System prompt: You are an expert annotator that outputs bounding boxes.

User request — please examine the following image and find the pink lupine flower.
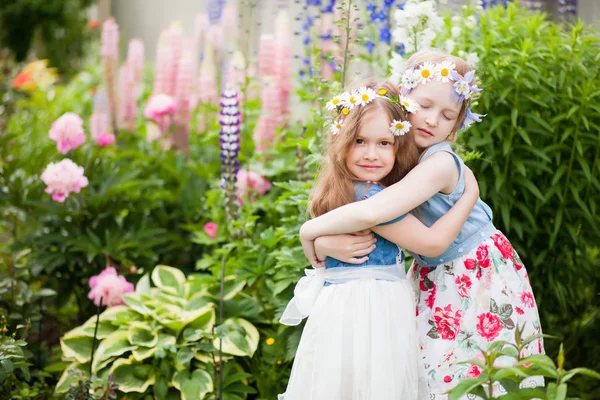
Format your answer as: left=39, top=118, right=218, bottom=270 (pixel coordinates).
left=197, top=42, right=218, bottom=106
left=144, top=94, right=176, bottom=122
left=118, top=64, right=136, bottom=130
left=101, top=18, right=119, bottom=60
left=207, top=24, right=224, bottom=50
left=153, top=25, right=183, bottom=97
left=88, top=266, right=134, bottom=307
left=48, top=112, right=86, bottom=154
left=236, top=169, right=272, bottom=203
left=274, top=11, right=292, bottom=116
left=226, top=51, right=246, bottom=89
left=96, top=132, right=115, bottom=147
left=40, top=159, right=89, bottom=203
left=174, top=39, right=194, bottom=127
left=90, top=111, right=109, bottom=140
left=194, top=13, right=210, bottom=43
left=126, top=39, right=145, bottom=85
left=258, top=34, right=276, bottom=77
left=204, top=222, right=218, bottom=238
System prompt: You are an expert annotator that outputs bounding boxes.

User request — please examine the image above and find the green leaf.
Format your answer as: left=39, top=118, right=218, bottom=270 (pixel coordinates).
left=151, top=265, right=186, bottom=296
left=110, top=357, right=155, bottom=393
left=128, top=322, right=158, bottom=347
left=213, top=318, right=260, bottom=357
left=92, top=330, right=137, bottom=373
left=172, top=369, right=213, bottom=400
left=60, top=327, right=94, bottom=363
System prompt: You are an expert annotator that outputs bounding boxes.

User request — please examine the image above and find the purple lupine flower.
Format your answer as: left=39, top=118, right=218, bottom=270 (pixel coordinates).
left=219, top=87, right=241, bottom=217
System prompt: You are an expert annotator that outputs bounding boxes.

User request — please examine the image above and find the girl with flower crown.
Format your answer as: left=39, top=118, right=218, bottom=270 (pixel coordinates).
left=279, top=79, right=481, bottom=400
left=298, top=50, right=545, bottom=399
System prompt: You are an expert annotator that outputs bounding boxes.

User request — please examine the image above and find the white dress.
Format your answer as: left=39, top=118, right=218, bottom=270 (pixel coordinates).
left=278, top=263, right=423, bottom=400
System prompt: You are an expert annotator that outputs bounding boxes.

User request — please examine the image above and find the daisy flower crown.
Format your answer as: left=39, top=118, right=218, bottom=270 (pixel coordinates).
left=326, top=86, right=416, bottom=137
left=400, top=60, right=486, bottom=129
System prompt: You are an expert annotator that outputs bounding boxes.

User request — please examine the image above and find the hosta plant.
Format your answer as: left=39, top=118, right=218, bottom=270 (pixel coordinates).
left=56, top=265, right=259, bottom=399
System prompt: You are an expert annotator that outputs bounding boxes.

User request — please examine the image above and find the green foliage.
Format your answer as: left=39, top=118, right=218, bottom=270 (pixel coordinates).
left=0, top=0, right=95, bottom=74
left=456, top=3, right=600, bottom=377
left=447, top=325, right=600, bottom=400
left=57, top=265, right=258, bottom=399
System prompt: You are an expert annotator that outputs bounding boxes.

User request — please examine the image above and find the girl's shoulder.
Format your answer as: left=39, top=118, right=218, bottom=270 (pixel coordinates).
left=419, top=141, right=457, bottom=163
left=353, top=182, right=385, bottom=201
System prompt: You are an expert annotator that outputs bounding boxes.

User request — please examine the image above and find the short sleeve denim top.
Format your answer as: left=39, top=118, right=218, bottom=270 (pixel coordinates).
left=409, top=141, right=497, bottom=267
left=325, top=183, right=407, bottom=269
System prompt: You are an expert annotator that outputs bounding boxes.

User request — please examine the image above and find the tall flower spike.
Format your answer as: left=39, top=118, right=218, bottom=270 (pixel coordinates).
left=101, top=18, right=120, bottom=134
left=219, top=87, right=242, bottom=223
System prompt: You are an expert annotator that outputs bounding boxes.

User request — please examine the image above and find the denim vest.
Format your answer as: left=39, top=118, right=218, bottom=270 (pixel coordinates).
left=409, top=141, right=496, bottom=267
left=325, top=183, right=406, bottom=269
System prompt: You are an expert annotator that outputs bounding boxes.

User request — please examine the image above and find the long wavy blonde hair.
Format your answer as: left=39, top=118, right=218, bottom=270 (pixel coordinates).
left=309, top=79, right=420, bottom=217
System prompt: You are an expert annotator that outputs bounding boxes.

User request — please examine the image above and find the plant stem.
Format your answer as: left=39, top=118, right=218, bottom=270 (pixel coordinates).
left=218, top=256, right=225, bottom=400
left=340, top=0, right=353, bottom=90
left=89, top=296, right=103, bottom=376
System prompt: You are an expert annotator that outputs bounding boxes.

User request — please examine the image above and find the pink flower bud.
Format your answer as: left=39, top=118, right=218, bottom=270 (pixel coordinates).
left=236, top=169, right=272, bottom=203
left=96, top=132, right=115, bottom=147
left=204, top=222, right=218, bottom=238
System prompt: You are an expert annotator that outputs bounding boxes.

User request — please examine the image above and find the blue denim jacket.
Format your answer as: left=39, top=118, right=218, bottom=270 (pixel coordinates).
left=325, top=183, right=406, bottom=269
left=408, top=141, right=497, bottom=267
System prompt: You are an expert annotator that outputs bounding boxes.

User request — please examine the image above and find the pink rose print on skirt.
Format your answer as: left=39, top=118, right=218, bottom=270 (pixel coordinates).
left=432, top=304, right=463, bottom=340
left=491, top=233, right=514, bottom=262
left=476, top=312, right=503, bottom=341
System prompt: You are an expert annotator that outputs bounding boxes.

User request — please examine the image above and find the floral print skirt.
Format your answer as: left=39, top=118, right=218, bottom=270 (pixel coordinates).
left=408, top=231, right=545, bottom=399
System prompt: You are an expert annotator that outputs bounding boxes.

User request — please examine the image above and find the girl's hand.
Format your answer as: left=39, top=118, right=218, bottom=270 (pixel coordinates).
left=463, top=167, right=480, bottom=202
left=300, top=235, right=325, bottom=269
left=314, top=231, right=376, bottom=264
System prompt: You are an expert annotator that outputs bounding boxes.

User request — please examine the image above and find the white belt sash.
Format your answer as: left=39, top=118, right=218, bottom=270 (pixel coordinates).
left=279, top=265, right=406, bottom=326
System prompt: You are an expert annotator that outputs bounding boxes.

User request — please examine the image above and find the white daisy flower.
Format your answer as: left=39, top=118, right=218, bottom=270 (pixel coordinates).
left=399, top=96, right=418, bottom=113
left=356, top=86, right=378, bottom=106
left=436, top=61, right=456, bottom=83
left=341, top=90, right=360, bottom=110
left=417, top=62, right=435, bottom=84
left=330, top=119, right=343, bottom=135
left=390, top=119, right=411, bottom=136
left=326, top=93, right=344, bottom=111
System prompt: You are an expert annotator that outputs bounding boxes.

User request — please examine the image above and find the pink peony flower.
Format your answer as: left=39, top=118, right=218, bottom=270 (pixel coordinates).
left=236, top=169, right=272, bottom=203
left=40, top=159, right=89, bottom=203
left=204, top=222, right=218, bottom=238
left=48, top=113, right=86, bottom=154
left=88, top=266, right=134, bottom=307
left=96, top=132, right=115, bottom=147
left=144, top=94, right=176, bottom=122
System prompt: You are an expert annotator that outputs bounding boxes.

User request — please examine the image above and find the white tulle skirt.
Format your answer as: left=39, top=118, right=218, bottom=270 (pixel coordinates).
left=279, top=266, right=422, bottom=400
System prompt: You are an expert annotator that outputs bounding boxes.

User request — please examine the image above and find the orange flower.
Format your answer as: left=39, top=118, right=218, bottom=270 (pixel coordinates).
left=12, top=70, right=36, bottom=90
left=88, top=20, right=99, bottom=29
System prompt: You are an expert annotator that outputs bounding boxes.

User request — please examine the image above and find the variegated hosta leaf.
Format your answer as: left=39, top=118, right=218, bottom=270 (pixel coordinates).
left=54, top=362, right=88, bottom=394
left=60, top=327, right=94, bottom=363
left=81, top=316, right=119, bottom=339
left=92, top=330, right=137, bottom=373
left=151, top=265, right=186, bottom=296
left=109, top=356, right=155, bottom=393
left=135, top=273, right=151, bottom=295
left=127, top=322, right=158, bottom=347
left=172, top=369, right=213, bottom=400
left=132, top=346, right=158, bottom=361
left=99, top=305, right=144, bottom=325
left=122, top=292, right=153, bottom=316
left=213, top=318, right=259, bottom=357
